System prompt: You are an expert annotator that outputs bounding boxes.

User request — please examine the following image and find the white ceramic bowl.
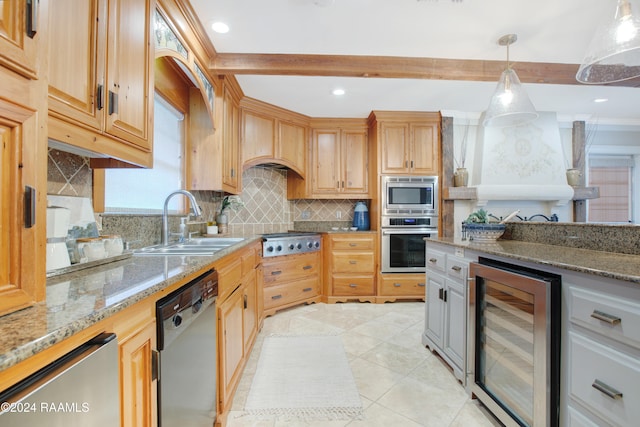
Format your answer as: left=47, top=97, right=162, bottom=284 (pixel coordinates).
left=349, top=227, right=358, bottom=231
left=463, top=223, right=506, bottom=242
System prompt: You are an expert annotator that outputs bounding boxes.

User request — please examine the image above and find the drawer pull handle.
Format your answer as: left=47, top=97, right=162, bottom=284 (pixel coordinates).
left=271, top=294, right=283, bottom=300
left=429, top=258, right=438, bottom=263
left=303, top=265, right=312, bottom=270
left=303, top=287, right=313, bottom=292
left=349, top=284, right=357, bottom=288
left=271, top=270, right=282, bottom=276
left=590, top=310, right=622, bottom=325
left=418, top=283, right=425, bottom=287
left=592, top=379, right=623, bottom=400
left=349, top=260, right=357, bottom=264
left=349, top=243, right=357, bottom=247
left=393, top=283, right=402, bottom=287
left=451, top=265, right=462, bottom=272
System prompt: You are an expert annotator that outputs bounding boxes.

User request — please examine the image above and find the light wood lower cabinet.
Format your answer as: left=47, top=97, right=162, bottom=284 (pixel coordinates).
left=324, top=233, right=376, bottom=303
left=262, top=251, right=321, bottom=316
left=377, top=273, right=426, bottom=302
left=216, top=241, right=262, bottom=424
left=119, top=320, right=157, bottom=427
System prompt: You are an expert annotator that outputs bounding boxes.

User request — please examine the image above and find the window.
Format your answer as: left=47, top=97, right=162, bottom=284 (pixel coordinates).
left=104, top=94, right=185, bottom=213
left=588, top=155, right=634, bottom=223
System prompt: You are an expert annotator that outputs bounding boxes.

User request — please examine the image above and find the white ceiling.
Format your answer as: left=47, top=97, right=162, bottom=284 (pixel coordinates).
left=188, top=0, right=640, bottom=127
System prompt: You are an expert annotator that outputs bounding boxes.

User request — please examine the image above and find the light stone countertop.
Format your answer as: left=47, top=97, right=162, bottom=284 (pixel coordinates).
left=428, top=237, right=640, bottom=284
left=0, top=237, right=261, bottom=373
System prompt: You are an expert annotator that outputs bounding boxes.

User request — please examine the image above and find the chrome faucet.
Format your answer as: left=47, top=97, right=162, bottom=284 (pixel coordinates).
left=162, top=190, right=202, bottom=245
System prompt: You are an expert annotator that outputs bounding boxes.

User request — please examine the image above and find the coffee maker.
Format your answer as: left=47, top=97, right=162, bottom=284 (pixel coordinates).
left=46, top=206, right=71, bottom=271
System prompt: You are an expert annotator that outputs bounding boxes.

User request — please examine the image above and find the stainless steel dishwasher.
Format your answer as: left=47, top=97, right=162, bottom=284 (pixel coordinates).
left=0, top=333, right=119, bottom=426
left=156, top=269, right=218, bottom=426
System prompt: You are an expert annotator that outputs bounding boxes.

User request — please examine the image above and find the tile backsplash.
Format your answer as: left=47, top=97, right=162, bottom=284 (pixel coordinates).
left=47, top=150, right=365, bottom=244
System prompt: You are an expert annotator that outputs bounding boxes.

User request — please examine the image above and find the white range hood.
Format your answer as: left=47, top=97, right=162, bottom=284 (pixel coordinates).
left=471, top=112, right=574, bottom=206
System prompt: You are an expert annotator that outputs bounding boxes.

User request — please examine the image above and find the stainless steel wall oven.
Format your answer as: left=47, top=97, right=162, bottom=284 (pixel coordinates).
left=469, top=258, right=561, bottom=427
left=381, top=175, right=438, bottom=273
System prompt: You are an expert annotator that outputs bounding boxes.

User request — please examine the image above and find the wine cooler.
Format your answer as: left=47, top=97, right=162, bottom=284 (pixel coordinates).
left=469, top=257, right=561, bottom=427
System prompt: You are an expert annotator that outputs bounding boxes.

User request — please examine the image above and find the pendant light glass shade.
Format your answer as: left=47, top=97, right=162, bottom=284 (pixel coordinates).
left=483, top=35, right=538, bottom=127
left=576, top=0, right=640, bottom=83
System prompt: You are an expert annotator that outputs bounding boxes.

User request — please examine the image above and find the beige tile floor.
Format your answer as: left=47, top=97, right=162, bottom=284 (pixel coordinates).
left=225, top=302, right=501, bottom=427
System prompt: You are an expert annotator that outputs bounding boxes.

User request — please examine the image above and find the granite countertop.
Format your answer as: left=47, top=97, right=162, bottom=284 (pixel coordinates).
left=429, top=237, right=640, bottom=284
left=0, top=237, right=260, bottom=373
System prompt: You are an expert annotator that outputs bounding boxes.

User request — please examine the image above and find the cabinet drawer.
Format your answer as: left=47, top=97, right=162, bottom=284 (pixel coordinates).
left=332, top=276, right=375, bottom=296
left=331, top=252, right=374, bottom=273
left=568, top=332, right=640, bottom=427
left=217, top=258, right=242, bottom=301
left=445, top=258, right=468, bottom=281
left=568, top=285, right=640, bottom=349
left=264, top=277, right=319, bottom=309
left=263, top=253, right=319, bottom=286
left=331, top=235, right=374, bottom=250
left=425, top=249, right=446, bottom=273
left=380, top=275, right=426, bottom=296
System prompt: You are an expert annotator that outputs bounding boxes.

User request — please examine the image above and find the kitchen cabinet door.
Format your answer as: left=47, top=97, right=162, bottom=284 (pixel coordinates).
left=311, top=129, right=341, bottom=194
left=0, top=95, right=44, bottom=317
left=47, top=0, right=105, bottom=131
left=443, top=278, right=465, bottom=369
left=425, top=273, right=445, bottom=349
left=341, top=129, right=369, bottom=194
left=104, top=0, right=153, bottom=150
left=0, top=0, right=39, bottom=79
left=222, top=84, right=240, bottom=192
left=218, top=288, right=244, bottom=413
left=380, top=123, right=410, bottom=174
left=411, top=123, right=439, bottom=174
left=242, top=268, right=258, bottom=351
left=120, top=320, right=157, bottom=427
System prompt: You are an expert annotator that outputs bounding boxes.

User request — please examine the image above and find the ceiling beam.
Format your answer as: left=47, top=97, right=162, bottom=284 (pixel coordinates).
left=210, top=53, right=586, bottom=85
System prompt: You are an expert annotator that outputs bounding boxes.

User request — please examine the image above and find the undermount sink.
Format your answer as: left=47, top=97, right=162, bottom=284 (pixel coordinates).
left=134, top=237, right=245, bottom=256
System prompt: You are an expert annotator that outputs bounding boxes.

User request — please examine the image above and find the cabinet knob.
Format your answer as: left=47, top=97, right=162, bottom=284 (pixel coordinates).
left=271, top=294, right=282, bottom=300
left=271, top=270, right=282, bottom=275
left=303, top=265, right=312, bottom=270
left=349, top=283, right=357, bottom=288
left=303, top=287, right=313, bottom=292
left=393, top=283, right=402, bottom=287
left=349, top=260, right=357, bottom=264
left=418, top=283, right=425, bottom=287
left=451, top=265, right=462, bottom=272
left=429, top=258, right=438, bottom=263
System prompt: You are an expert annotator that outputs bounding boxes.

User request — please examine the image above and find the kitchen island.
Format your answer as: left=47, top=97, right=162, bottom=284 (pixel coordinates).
left=425, top=235, right=640, bottom=427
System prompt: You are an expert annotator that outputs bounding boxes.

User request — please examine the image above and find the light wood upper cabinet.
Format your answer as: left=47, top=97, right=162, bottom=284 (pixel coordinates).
left=47, top=0, right=154, bottom=168
left=241, top=98, right=308, bottom=177
left=221, top=79, right=241, bottom=193
left=289, top=120, right=369, bottom=199
left=0, top=0, right=39, bottom=79
left=372, top=111, right=441, bottom=175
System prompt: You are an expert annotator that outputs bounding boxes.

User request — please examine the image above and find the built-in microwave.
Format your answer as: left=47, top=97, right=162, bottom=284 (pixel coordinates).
left=382, top=175, right=438, bottom=215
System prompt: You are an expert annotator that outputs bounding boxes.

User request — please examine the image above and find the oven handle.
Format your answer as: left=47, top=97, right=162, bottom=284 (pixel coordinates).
left=382, top=228, right=438, bottom=235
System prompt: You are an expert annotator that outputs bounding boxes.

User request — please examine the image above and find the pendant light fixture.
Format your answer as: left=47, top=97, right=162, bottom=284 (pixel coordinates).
left=483, top=34, right=538, bottom=127
left=576, top=0, right=640, bottom=84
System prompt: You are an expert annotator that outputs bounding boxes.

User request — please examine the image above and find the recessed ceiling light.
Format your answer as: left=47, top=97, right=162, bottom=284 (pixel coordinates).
left=211, top=22, right=229, bottom=34
left=332, top=88, right=345, bottom=96
left=593, top=98, right=608, bottom=103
